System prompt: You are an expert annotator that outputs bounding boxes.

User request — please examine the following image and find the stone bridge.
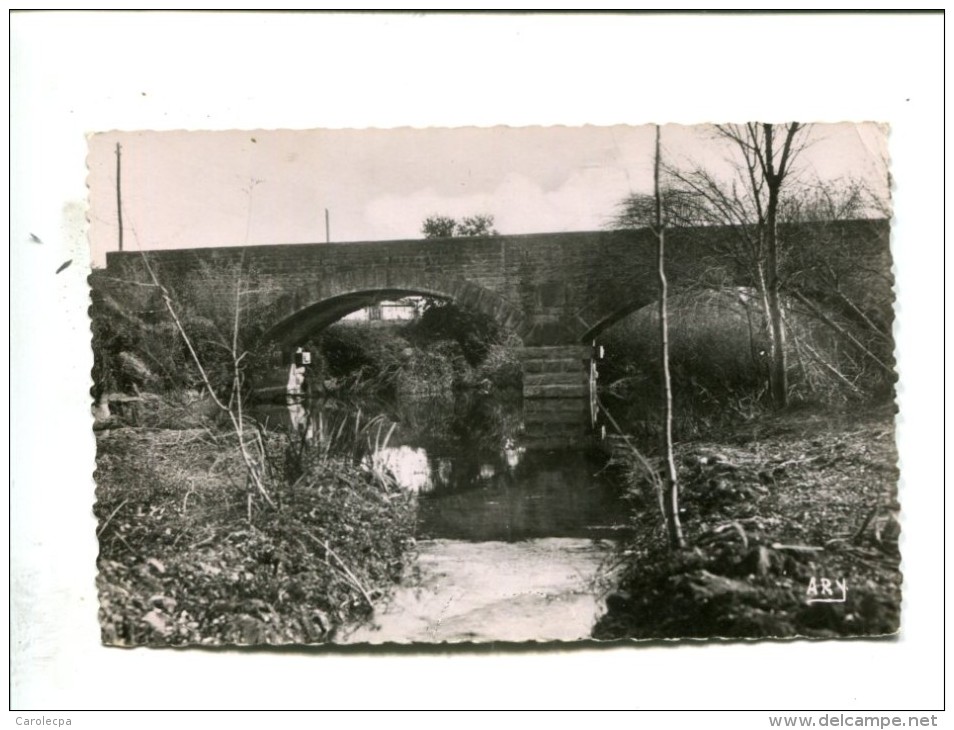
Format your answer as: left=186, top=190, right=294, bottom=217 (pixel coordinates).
left=106, top=221, right=890, bottom=402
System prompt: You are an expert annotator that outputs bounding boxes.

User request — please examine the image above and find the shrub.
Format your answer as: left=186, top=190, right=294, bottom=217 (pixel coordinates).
left=311, top=324, right=407, bottom=392
left=405, top=300, right=507, bottom=366
left=394, top=340, right=464, bottom=394
left=95, top=412, right=416, bottom=646
left=475, top=341, right=523, bottom=390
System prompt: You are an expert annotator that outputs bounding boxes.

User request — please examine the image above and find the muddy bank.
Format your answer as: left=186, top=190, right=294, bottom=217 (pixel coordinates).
left=95, top=426, right=416, bottom=646
left=594, top=406, right=901, bottom=641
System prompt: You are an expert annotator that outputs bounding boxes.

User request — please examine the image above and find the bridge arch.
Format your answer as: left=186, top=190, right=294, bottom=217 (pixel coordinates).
left=578, top=284, right=763, bottom=345
left=261, top=268, right=532, bottom=348
left=577, top=292, right=665, bottom=344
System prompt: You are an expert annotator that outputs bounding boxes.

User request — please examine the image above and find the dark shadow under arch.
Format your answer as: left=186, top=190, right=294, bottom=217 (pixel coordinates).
left=578, top=293, right=661, bottom=344
left=261, top=273, right=531, bottom=349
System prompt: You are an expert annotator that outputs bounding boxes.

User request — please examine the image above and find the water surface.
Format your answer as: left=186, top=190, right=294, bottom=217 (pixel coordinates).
left=254, top=391, right=628, bottom=643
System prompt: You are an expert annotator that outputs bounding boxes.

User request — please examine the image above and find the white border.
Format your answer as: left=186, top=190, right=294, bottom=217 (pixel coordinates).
left=8, top=11, right=945, bottom=714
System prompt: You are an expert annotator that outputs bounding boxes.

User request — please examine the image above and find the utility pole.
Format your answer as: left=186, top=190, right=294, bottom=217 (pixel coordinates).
left=324, top=208, right=330, bottom=243
left=116, top=142, right=124, bottom=252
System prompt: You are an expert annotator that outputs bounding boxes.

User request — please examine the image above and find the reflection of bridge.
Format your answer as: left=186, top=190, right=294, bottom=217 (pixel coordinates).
left=106, top=222, right=890, bottom=402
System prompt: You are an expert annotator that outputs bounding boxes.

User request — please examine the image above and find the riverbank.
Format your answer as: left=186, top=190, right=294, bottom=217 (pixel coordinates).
left=95, top=424, right=416, bottom=645
left=594, top=404, right=901, bottom=640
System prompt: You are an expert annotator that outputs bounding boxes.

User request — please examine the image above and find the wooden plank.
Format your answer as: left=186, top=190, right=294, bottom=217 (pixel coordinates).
left=524, top=383, right=589, bottom=398
left=523, top=372, right=588, bottom=386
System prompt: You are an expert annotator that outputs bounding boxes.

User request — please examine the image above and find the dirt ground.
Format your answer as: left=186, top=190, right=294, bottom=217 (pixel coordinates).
left=594, top=403, right=901, bottom=641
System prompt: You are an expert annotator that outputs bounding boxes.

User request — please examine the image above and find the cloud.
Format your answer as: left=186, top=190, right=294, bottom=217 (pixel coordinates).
left=360, top=163, right=654, bottom=241
left=87, top=124, right=891, bottom=262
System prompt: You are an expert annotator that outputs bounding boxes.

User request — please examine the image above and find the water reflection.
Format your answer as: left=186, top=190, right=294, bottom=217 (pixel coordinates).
left=248, top=390, right=631, bottom=643
left=373, top=445, right=430, bottom=492
left=252, top=391, right=628, bottom=543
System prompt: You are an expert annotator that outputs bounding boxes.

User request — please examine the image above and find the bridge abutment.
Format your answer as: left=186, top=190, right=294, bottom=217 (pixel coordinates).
left=517, top=345, right=591, bottom=398
left=517, top=345, right=596, bottom=449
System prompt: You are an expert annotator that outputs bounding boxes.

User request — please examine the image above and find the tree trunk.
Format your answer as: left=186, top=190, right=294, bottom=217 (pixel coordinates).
left=764, top=199, right=789, bottom=408
left=761, top=122, right=803, bottom=409
left=655, top=126, right=685, bottom=551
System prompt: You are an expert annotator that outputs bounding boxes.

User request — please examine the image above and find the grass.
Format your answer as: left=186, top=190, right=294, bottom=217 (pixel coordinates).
left=94, top=411, right=416, bottom=646
left=598, top=288, right=895, bottom=412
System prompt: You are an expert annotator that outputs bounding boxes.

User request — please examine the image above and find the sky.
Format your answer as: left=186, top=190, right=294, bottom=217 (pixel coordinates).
left=86, top=122, right=889, bottom=267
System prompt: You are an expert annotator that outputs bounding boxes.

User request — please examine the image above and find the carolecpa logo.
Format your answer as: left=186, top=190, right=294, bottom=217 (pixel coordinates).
left=15, top=718, right=71, bottom=726
left=806, top=576, right=847, bottom=604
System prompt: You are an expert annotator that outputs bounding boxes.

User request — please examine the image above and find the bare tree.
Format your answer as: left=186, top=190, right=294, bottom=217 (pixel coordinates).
left=613, top=188, right=704, bottom=231
left=778, top=178, right=895, bottom=392
left=667, top=122, right=809, bottom=408
left=653, top=126, right=685, bottom=550
left=608, top=128, right=685, bottom=550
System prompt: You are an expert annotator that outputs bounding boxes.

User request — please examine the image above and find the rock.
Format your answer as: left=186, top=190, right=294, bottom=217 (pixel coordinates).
left=144, top=558, right=166, bottom=574
left=605, top=591, right=632, bottom=612
left=142, top=609, right=170, bottom=636
left=311, top=609, right=331, bottom=635
left=741, top=545, right=782, bottom=577
left=149, top=594, right=177, bottom=613
left=674, top=570, right=758, bottom=603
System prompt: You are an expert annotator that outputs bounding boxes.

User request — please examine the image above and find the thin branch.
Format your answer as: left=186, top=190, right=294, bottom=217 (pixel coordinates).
left=96, top=499, right=129, bottom=538
left=790, top=289, right=893, bottom=375
left=833, top=288, right=891, bottom=341
left=99, top=275, right=161, bottom=289
left=598, top=400, right=666, bottom=526
left=136, top=248, right=275, bottom=510
left=776, top=122, right=803, bottom=181
left=800, top=340, right=863, bottom=394
left=303, top=531, right=375, bottom=610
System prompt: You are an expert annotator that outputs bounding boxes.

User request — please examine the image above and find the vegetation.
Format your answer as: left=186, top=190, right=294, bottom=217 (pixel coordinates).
left=421, top=213, right=499, bottom=239
left=95, top=412, right=416, bottom=645
left=598, top=286, right=893, bottom=441
left=595, top=406, right=900, bottom=640
left=596, top=121, right=898, bottom=640
left=421, top=214, right=457, bottom=238
left=304, top=301, right=521, bottom=396
left=407, top=299, right=516, bottom=367
left=89, top=255, right=280, bottom=405
left=614, top=125, right=890, bottom=411
left=92, top=257, right=418, bottom=645
left=90, top=122, right=898, bottom=644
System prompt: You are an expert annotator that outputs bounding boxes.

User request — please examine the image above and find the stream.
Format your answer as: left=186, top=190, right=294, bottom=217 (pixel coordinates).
left=255, top=392, right=629, bottom=644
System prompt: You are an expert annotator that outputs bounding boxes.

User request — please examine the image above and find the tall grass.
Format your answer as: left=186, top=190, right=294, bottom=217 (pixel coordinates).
left=598, top=287, right=894, bottom=440
left=282, top=404, right=399, bottom=489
